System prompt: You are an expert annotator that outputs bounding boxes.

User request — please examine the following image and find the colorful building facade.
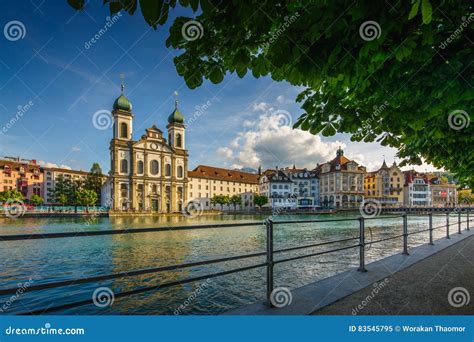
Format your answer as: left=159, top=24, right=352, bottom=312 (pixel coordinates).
left=102, top=84, right=189, bottom=213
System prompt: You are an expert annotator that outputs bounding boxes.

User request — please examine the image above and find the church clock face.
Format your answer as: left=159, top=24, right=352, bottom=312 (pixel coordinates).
left=150, top=142, right=159, bottom=150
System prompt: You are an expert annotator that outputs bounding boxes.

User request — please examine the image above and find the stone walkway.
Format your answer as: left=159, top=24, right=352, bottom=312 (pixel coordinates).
left=313, top=235, right=474, bottom=315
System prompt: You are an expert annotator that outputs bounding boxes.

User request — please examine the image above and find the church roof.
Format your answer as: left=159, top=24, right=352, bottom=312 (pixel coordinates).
left=188, top=165, right=259, bottom=184
left=113, top=83, right=132, bottom=112
left=168, top=100, right=185, bottom=124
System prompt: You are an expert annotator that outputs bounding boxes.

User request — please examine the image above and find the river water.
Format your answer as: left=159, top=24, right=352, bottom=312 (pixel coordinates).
left=0, top=212, right=467, bottom=315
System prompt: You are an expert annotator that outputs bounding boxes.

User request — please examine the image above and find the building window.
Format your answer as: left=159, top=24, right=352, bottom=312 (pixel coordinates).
left=120, top=159, right=128, bottom=173
left=150, top=160, right=159, bottom=175
left=177, top=165, right=183, bottom=178
left=137, top=160, right=144, bottom=174
left=120, top=122, right=128, bottom=138
left=176, top=133, right=182, bottom=147
left=165, top=164, right=171, bottom=176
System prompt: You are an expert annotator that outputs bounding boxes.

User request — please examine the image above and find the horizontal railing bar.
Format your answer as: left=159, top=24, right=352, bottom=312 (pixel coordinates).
left=368, top=233, right=405, bottom=245
left=274, top=244, right=360, bottom=264
left=0, top=222, right=266, bottom=241
left=406, top=228, right=431, bottom=236
left=0, top=251, right=266, bottom=296
left=274, top=236, right=359, bottom=254
left=364, top=215, right=405, bottom=220
left=21, top=262, right=268, bottom=315
left=273, top=218, right=364, bottom=225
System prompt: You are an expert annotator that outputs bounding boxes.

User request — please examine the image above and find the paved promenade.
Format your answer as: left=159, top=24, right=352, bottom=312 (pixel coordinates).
left=227, top=227, right=473, bottom=315
left=313, top=235, right=474, bottom=315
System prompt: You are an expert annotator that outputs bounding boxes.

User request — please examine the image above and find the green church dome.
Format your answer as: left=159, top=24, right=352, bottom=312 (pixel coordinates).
left=168, top=101, right=185, bottom=124
left=113, top=94, right=132, bottom=112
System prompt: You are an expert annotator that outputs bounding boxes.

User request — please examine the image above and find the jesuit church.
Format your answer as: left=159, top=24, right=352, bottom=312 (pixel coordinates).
left=101, top=83, right=188, bottom=213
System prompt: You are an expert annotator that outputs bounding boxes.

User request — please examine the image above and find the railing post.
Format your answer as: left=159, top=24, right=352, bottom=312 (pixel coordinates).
left=402, top=214, right=409, bottom=255
left=467, top=210, right=470, bottom=231
left=266, top=219, right=274, bottom=307
left=446, top=212, right=450, bottom=239
left=429, top=213, right=433, bottom=245
left=357, top=217, right=367, bottom=272
left=458, top=211, right=462, bottom=234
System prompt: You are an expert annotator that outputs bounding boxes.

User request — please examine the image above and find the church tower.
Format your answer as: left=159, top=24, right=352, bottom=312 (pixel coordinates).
left=112, top=82, right=133, bottom=141
left=110, top=81, right=134, bottom=211
left=166, top=97, right=186, bottom=150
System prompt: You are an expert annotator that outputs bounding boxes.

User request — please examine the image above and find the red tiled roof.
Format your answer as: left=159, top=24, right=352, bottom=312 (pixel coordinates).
left=187, top=165, right=259, bottom=184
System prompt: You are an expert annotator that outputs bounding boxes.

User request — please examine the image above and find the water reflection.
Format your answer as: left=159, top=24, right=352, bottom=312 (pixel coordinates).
left=0, top=213, right=466, bottom=315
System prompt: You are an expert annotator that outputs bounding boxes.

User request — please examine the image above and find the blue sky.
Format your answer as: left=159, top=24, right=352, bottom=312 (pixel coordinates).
left=0, top=1, right=437, bottom=174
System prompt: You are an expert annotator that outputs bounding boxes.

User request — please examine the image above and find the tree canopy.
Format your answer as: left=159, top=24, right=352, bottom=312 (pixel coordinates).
left=69, top=0, right=473, bottom=186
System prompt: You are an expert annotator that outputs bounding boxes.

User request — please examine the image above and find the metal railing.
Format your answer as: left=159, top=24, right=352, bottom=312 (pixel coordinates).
left=0, top=210, right=472, bottom=315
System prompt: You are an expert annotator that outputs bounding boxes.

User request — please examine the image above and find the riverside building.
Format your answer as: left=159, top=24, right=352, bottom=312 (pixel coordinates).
left=101, top=83, right=189, bottom=213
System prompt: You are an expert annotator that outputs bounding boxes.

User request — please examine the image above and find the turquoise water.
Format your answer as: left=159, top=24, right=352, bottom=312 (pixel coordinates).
left=0, top=213, right=465, bottom=315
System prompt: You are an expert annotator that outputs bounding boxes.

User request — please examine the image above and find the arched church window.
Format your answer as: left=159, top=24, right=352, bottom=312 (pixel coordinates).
left=120, top=123, right=128, bottom=138
left=176, top=133, right=182, bottom=147
left=150, top=160, right=159, bottom=175
left=120, top=159, right=128, bottom=173
left=165, top=163, right=171, bottom=177
left=137, top=160, right=144, bottom=174
left=177, top=165, right=183, bottom=178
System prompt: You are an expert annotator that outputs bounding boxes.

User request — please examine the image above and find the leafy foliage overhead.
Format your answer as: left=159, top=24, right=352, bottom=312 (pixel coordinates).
left=69, top=0, right=473, bottom=186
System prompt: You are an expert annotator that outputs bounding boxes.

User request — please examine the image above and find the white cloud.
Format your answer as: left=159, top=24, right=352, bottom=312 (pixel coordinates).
left=38, top=160, right=72, bottom=170
left=218, top=103, right=345, bottom=169
left=217, top=147, right=233, bottom=159
left=71, top=146, right=81, bottom=152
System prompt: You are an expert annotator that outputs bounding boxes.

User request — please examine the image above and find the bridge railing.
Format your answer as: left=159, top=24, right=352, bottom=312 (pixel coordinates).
left=0, top=209, right=471, bottom=315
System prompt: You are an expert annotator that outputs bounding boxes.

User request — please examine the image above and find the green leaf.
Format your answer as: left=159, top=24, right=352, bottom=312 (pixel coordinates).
left=67, top=0, right=85, bottom=10
left=408, top=0, right=420, bottom=20
left=209, top=66, right=224, bottom=83
left=421, top=0, right=432, bottom=24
